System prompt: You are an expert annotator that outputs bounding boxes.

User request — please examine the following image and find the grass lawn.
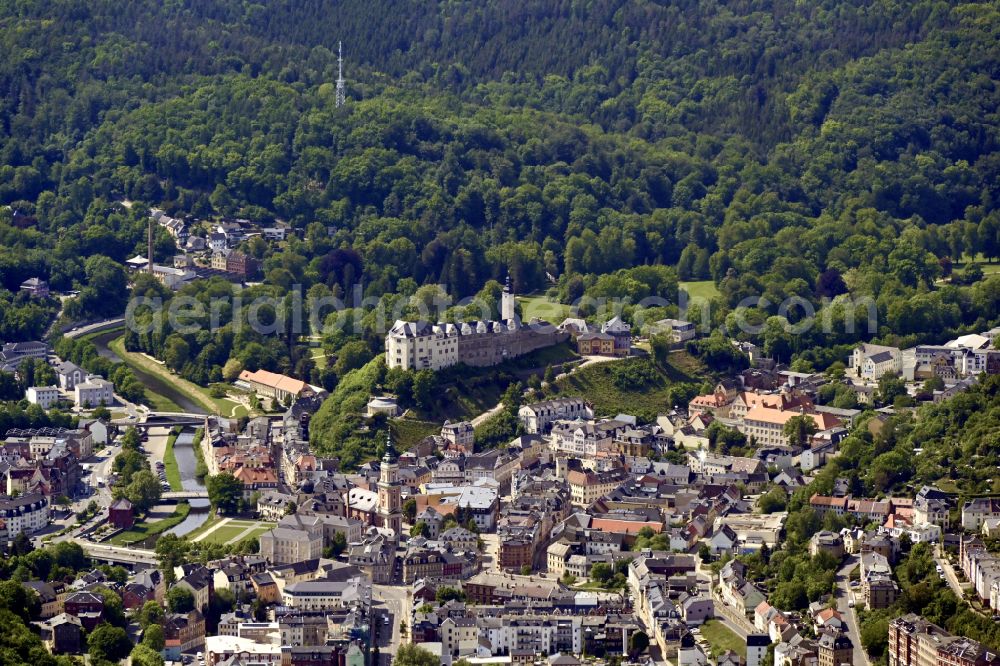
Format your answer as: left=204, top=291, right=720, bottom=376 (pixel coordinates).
left=235, top=524, right=274, bottom=542
left=109, top=336, right=244, bottom=414
left=550, top=352, right=705, bottom=418
left=108, top=502, right=190, bottom=546
left=201, top=521, right=275, bottom=545
left=163, top=430, right=183, bottom=491
left=700, top=620, right=746, bottom=658
left=392, top=418, right=441, bottom=451
left=201, top=524, right=254, bottom=545
left=310, top=350, right=329, bottom=369
left=517, top=294, right=571, bottom=322
left=182, top=507, right=220, bottom=541
left=936, top=479, right=960, bottom=494
left=680, top=280, right=721, bottom=301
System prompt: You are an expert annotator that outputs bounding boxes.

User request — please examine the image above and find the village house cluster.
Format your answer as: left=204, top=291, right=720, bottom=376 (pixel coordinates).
left=6, top=310, right=1000, bottom=666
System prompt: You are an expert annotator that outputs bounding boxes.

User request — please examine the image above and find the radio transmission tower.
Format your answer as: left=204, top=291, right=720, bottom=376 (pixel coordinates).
left=336, top=41, right=346, bottom=108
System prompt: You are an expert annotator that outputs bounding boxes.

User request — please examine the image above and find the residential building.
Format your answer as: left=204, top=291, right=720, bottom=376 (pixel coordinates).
left=55, top=361, right=85, bottom=391
left=175, top=565, right=214, bottom=612
left=551, top=420, right=619, bottom=457
left=259, top=527, right=323, bottom=565
left=24, top=581, right=63, bottom=619
left=348, top=534, right=396, bottom=583
left=817, top=631, right=853, bottom=666
left=914, top=486, right=951, bottom=529
left=0, top=493, right=49, bottom=535
left=63, top=591, right=104, bottom=631
left=35, top=613, right=82, bottom=654
left=652, top=318, right=697, bottom=343
left=576, top=331, right=615, bottom=356
left=257, top=491, right=297, bottom=521
left=20, top=277, right=49, bottom=298
left=518, top=398, right=593, bottom=434
left=746, top=635, right=771, bottom=666
left=441, top=420, right=475, bottom=450
left=889, top=613, right=1000, bottom=666
left=0, top=341, right=48, bottom=372
left=26, top=386, right=61, bottom=409
left=163, top=609, right=206, bottom=653
left=281, top=577, right=368, bottom=611
left=566, top=467, right=628, bottom=507
left=962, top=498, right=1000, bottom=531
left=74, top=375, right=114, bottom=408
left=851, top=343, right=902, bottom=381
left=601, top=316, right=632, bottom=356
left=809, top=531, right=845, bottom=560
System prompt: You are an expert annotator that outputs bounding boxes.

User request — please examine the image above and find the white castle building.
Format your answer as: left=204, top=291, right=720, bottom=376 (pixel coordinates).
left=385, top=279, right=565, bottom=371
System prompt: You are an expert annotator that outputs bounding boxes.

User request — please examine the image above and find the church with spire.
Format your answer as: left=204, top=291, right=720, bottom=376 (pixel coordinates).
left=343, top=431, right=404, bottom=538
left=384, top=276, right=568, bottom=371
left=376, top=432, right=402, bottom=536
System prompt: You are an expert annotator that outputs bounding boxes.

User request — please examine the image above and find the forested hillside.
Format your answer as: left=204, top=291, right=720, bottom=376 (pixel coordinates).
left=0, top=1, right=998, bottom=455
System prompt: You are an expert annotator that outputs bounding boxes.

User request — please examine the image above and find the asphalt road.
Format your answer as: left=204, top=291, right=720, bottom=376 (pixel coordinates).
left=935, top=544, right=966, bottom=599
left=835, top=555, right=871, bottom=666
left=372, top=583, right=409, bottom=658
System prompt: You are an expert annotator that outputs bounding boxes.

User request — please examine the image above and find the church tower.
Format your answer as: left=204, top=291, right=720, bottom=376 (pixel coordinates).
left=377, top=432, right=402, bottom=536
left=501, top=274, right=516, bottom=322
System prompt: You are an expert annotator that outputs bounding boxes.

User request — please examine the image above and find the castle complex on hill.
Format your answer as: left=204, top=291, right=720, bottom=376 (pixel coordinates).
left=384, top=279, right=567, bottom=371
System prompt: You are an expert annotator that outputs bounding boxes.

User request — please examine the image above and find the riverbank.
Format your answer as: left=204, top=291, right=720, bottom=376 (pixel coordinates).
left=163, top=429, right=183, bottom=491
left=108, top=336, right=242, bottom=415
left=108, top=501, right=191, bottom=546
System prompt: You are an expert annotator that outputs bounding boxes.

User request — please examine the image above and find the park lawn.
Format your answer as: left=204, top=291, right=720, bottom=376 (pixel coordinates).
left=109, top=336, right=244, bottom=414
left=680, top=280, right=721, bottom=301
left=108, top=502, right=190, bottom=546
left=517, top=294, right=571, bottom=322
left=700, top=620, right=746, bottom=658
left=201, top=524, right=254, bottom=545
left=182, top=508, right=220, bottom=541
left=311, top=350, right=329, bottom=369
left=163, top=430, right=183, bottom=491
left=235, top=524, right=275, bottom=542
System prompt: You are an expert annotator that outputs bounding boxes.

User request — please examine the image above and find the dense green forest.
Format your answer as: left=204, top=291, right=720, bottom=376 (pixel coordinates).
left=0, top=0, right=998, bottom=452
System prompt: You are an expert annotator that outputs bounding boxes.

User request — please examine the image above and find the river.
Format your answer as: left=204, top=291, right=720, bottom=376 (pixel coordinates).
left=89, top=330, right=213, bottom=538
left=89, top=329, right=207, bottom=415
left=167, top=430, right=211, bottom=537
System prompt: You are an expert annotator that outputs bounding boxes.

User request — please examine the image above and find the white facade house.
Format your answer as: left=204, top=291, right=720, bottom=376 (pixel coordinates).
left=74, top=375, right=114, bottom=408
left=652, top=318, right=697, bottom=343
left=963, top=498, right=1000, bottom=531
left=281, top=578, right=366, bottom=611
left=851, top=343, right=902, bottom=381
left=55, top=361, right=86, bottom=391
left=0, top=493, right=49, bottom=535
left=550, top=420, right=616, bottom=457
left=441, top=421, right=474, bottom=448
left=26, top=386, right=61, bottom=409
left=518, top=398, right=593, bottom=434
left=259, top=527, right=322, bottom=565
